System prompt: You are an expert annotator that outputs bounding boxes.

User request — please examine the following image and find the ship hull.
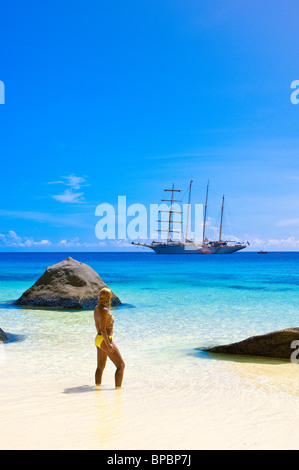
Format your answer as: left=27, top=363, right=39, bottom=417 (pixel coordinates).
left=208, top=245, right=246, bottom=254
left=147, top=244, right=246, bottom=254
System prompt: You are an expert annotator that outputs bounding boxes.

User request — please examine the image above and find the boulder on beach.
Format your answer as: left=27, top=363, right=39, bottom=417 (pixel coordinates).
left=202, top=327, right=299, bottom=360
left=14, top=257, right=121, bottom=309
left=0, top=328, right=8, bottom=342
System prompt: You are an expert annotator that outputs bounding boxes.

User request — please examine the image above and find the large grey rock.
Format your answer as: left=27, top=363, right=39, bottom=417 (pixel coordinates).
left=14, top=257, right=121, bottom=309
left=0, top=328, right=8, bottom=342
left=203, top=327, right=299, bottom=360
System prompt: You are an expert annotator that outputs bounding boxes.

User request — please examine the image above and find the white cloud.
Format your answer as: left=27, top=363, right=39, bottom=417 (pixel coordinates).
left=109, top=239, right=134, bottom=248
left=8, top=230, right=22, bottom=242
left=249, top=238, right=266, bottom=247
left=52, top=189, right=85, bottom=204
left=206, top=216, right=219, bottom=231
left=56, top=238, right=133, bottom=249
left=247, top=236, right=299, bottom=250
left=48, top=175, right=88, bottom=189
left=267, top=237, right=299, bottom=248
left=57, top=237, right=104, bottom=248
left=0, top=231, right=52, bottom=247
left=0, top=232, right=104, bottom=249
left=64, top=175, right=88, bottom=190
left=49, top=174, right=88, bottom=204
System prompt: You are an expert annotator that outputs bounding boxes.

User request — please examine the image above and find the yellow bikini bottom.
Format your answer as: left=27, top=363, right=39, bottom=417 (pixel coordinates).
left=95, top=334, right=113, bottom=349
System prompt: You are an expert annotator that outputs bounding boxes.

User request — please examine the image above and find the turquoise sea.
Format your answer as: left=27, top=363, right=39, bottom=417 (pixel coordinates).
left=1, top=252, right=299, bottom=346
left=1, top=251, right=299, bottom=449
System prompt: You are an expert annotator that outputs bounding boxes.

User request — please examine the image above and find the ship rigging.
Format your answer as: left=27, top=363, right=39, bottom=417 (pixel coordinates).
left=132, top=180, right=248, bottom=254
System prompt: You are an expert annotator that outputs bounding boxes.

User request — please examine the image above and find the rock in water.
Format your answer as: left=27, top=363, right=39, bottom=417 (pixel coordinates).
left=14, top=257, right=121, bottom=309
left=0, top=328, right=8, bottom=342
left=203, top=327, right=299, bottom=360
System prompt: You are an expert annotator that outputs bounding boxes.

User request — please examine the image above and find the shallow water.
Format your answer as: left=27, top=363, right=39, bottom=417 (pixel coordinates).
left=1, top=252, right=299, bottom=449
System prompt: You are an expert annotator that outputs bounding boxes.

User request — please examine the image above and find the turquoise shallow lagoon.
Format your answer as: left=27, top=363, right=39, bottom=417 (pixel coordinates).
left=1, top=252, right=299, bottom=449
left=2, top=252, right=299, bottom=349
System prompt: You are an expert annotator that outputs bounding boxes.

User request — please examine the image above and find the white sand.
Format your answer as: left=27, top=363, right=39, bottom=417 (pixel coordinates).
left=1, top=342, right=299, bottom=450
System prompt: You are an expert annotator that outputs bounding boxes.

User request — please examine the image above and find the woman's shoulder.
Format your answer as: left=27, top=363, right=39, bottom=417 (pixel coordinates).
left=95, top=305, right=109, bottom=314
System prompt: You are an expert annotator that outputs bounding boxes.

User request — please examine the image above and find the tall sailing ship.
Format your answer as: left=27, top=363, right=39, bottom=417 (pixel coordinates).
left=132, top=180, right=248, bottom=254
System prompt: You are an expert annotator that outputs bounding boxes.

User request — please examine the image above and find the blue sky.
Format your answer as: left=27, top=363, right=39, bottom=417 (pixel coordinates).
left=1, top=0, right=299, bottom=251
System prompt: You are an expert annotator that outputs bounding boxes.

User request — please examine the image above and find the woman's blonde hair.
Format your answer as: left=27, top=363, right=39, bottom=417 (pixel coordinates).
left=97, top=287, right=112, bottom=309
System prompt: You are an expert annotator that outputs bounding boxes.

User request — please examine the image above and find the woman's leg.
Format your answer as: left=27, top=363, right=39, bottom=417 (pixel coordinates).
left=95, top=346, right=108, bottom=385
left=100, top=341, right=125, bottom=388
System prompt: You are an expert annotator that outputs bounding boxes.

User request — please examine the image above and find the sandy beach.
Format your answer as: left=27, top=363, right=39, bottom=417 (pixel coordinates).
left=1, top=324, right=299, bottom=450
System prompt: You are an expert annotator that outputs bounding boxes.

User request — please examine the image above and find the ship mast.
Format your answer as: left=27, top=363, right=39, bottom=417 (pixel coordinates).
left=202, top=180, right=209, bottom=244
left=158, top=184, right=182, bottom=243
left=219, top=195, right=224, bottom=242
left=167, top=184, right=175, bottom=242
left=185, top=179, right=193, bottom=241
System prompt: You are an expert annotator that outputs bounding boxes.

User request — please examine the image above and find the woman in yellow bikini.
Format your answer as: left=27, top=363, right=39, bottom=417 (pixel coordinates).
left=94, top=287, right=125, bottom=388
